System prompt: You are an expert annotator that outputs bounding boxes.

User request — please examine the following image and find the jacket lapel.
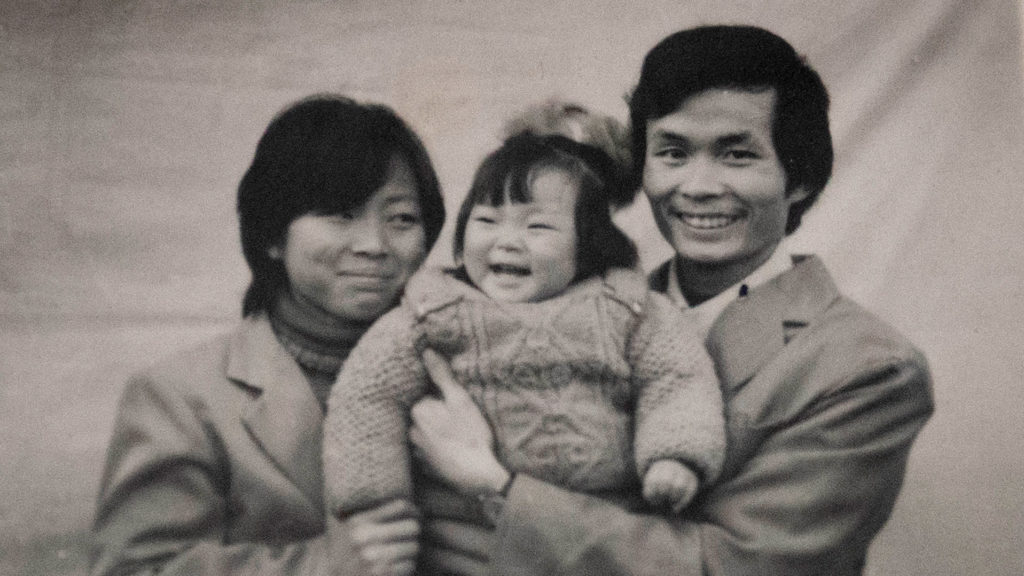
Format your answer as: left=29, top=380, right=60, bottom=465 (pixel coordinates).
left=703, top=255, right=840, bottom=393
left=228, top=315, right=324, bottom=512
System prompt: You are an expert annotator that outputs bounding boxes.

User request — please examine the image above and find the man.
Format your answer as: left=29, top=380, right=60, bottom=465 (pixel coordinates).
left=414, top=25, right=933, bottom=575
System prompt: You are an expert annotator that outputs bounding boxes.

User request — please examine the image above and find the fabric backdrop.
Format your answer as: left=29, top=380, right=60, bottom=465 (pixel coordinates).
left=2, top=1, right=1022, bottom=574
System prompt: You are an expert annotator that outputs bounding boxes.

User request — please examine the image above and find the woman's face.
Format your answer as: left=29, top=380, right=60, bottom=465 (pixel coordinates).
left=271, top=155, right=428, bottom=323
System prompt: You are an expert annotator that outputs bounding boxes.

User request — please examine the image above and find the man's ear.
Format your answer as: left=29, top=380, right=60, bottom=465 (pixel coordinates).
left=267, top=245, right=283, bottom=260
left=786, top=185, right=811, bottom=205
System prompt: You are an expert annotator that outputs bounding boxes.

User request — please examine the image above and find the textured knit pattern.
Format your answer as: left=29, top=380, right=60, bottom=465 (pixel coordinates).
left=268, top=292, right=369, bottom=410
left=323, top=267, right=726, bottom=515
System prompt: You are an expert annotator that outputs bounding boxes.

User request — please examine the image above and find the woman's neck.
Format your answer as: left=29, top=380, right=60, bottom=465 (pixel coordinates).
left=269, top=291, right=371, bottom=371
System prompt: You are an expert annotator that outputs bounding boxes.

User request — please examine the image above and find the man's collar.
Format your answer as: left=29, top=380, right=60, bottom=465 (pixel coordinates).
left=664, top=244, right=794, bottom=335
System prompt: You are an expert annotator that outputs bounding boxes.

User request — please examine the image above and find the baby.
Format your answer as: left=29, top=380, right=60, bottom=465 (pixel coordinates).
left=323, top=101, right=726, bottom=523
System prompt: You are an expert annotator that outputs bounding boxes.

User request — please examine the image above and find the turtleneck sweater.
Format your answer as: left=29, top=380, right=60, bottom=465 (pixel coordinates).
left=268, top=291, right=372, bottom=410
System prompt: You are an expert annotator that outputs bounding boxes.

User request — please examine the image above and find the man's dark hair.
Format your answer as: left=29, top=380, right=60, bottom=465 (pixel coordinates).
left=452, top=133, right=637, bottom=282
left=630, top=25, right=833, bottom=234
left=237, top=94, right=445, bottom=316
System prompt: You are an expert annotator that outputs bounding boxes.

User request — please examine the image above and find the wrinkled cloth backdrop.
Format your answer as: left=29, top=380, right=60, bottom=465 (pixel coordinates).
left=2, top=1, right=1022, bottom=575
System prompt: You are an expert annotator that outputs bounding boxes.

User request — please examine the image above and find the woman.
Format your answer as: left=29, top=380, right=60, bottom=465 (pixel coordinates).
left=90, top=95, right=446, bottom=576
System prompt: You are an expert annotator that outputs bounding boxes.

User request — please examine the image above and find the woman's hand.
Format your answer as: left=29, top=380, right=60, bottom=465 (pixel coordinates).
left=346, top=499, right=421, bottom=576
left=410, top=349, right=510, bottom=496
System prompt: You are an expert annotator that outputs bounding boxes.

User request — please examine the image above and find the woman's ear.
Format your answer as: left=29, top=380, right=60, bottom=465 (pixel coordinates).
left=267, top=244, right=283, bottom=260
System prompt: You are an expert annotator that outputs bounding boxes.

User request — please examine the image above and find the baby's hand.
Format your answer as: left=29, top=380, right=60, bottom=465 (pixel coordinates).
left=642, top=460, right=699, bottom=514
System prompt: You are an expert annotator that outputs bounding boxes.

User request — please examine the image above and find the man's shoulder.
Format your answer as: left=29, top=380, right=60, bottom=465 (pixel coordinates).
left=814, top=292, right=928, bottom=371
left=785, top=257, right=922, bottom=355
left=774, top=259, right=930, bottom=393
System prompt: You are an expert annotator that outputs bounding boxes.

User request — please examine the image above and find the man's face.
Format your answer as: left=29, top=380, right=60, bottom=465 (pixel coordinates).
left=642, top=88, right=807, bottom=275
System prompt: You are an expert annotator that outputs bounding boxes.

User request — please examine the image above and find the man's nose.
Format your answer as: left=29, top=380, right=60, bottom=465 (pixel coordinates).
left=677, top=157, right=726, bottom=199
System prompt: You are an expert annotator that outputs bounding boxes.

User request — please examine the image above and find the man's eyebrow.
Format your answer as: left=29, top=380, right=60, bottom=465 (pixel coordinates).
left=649, top=129, right=691, bottom=144
left=716, top=132, right=757, bottom=147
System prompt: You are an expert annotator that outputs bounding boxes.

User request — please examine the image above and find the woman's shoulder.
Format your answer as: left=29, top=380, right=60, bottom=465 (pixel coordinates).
left=130, top=317, right=264, bottom=398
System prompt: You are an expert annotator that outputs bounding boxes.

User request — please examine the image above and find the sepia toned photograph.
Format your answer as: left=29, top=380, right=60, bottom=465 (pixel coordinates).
left=2, top=2, right=1022, bottom=575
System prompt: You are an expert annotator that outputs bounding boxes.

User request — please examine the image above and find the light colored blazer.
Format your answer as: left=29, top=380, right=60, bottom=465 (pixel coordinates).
left=91, top=314, right=364, bottom=576
left=482, top=255, right=934, bottom=576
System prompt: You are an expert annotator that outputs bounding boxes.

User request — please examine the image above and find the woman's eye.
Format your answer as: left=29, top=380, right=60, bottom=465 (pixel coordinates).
left=323, top=211, right=355, bottom=223
left=388, top=213, right=421, bottom=228
left=472, top=215, right=496, bottom=224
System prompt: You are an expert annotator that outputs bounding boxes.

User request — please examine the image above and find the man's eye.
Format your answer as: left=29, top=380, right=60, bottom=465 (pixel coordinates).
left=528, top=222, right=554, bottom=231
left=724, top=149, right=758, bottom=161
left=655, top=147, right=688, bottom=161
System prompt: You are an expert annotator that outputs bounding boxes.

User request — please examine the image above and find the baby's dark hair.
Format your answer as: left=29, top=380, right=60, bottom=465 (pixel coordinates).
left=452, top=131, right=638, bottom=282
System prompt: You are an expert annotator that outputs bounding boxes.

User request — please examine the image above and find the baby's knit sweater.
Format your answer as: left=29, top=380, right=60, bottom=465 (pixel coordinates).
left=323, top=267, right=725, bottom=515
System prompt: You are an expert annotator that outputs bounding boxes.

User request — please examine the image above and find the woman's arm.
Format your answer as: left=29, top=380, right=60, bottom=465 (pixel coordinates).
left=92, top=368, right=419, bottom=576
left=91, top=373, right=344, bottom=576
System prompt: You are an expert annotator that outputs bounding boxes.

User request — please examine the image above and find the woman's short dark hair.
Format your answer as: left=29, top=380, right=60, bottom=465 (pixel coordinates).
left=452, top=133, right=637, bottom=283
left=237, top=94, right=445, bottom=316
left=630, top=25, right=833, bottom=234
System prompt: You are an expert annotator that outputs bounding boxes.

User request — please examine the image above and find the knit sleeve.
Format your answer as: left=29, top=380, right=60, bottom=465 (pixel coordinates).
left=323, top=305, right=427, bottom=516
left=628, top=292, right=726, bottom=485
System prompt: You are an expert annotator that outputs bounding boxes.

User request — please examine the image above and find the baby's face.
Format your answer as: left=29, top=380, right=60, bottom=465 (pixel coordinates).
left=463, top=167, right=578, bottom=302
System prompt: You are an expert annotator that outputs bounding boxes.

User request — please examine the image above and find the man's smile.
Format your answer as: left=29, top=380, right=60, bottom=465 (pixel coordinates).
left=665, top=205, right=747, bottom=231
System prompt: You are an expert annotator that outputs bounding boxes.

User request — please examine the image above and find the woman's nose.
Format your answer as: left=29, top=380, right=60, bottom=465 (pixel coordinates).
left=350, top=216, right=388, bottom=257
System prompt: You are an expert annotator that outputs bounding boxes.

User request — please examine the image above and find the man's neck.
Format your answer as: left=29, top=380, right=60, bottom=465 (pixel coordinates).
left=674, top=247, right=778, bottom=306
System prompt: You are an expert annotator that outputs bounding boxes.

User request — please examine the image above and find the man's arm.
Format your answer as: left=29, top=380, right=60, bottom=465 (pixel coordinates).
left=487, top=351, right=933, bottom=576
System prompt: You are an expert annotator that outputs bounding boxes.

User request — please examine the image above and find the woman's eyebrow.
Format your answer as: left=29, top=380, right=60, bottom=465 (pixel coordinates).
left=381, top=192, right=420, bottom=205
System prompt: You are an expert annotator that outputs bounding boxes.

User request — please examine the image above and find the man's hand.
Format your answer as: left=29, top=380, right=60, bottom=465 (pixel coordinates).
left=410, top=349, right=510, bottom=496
left=346, top=499, right=421, bottom=576
left=642, top=459, right=699, bottom=514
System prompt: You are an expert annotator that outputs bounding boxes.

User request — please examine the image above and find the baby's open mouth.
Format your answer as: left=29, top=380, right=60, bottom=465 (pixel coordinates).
left=490, top=263, right=530, bottom=276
